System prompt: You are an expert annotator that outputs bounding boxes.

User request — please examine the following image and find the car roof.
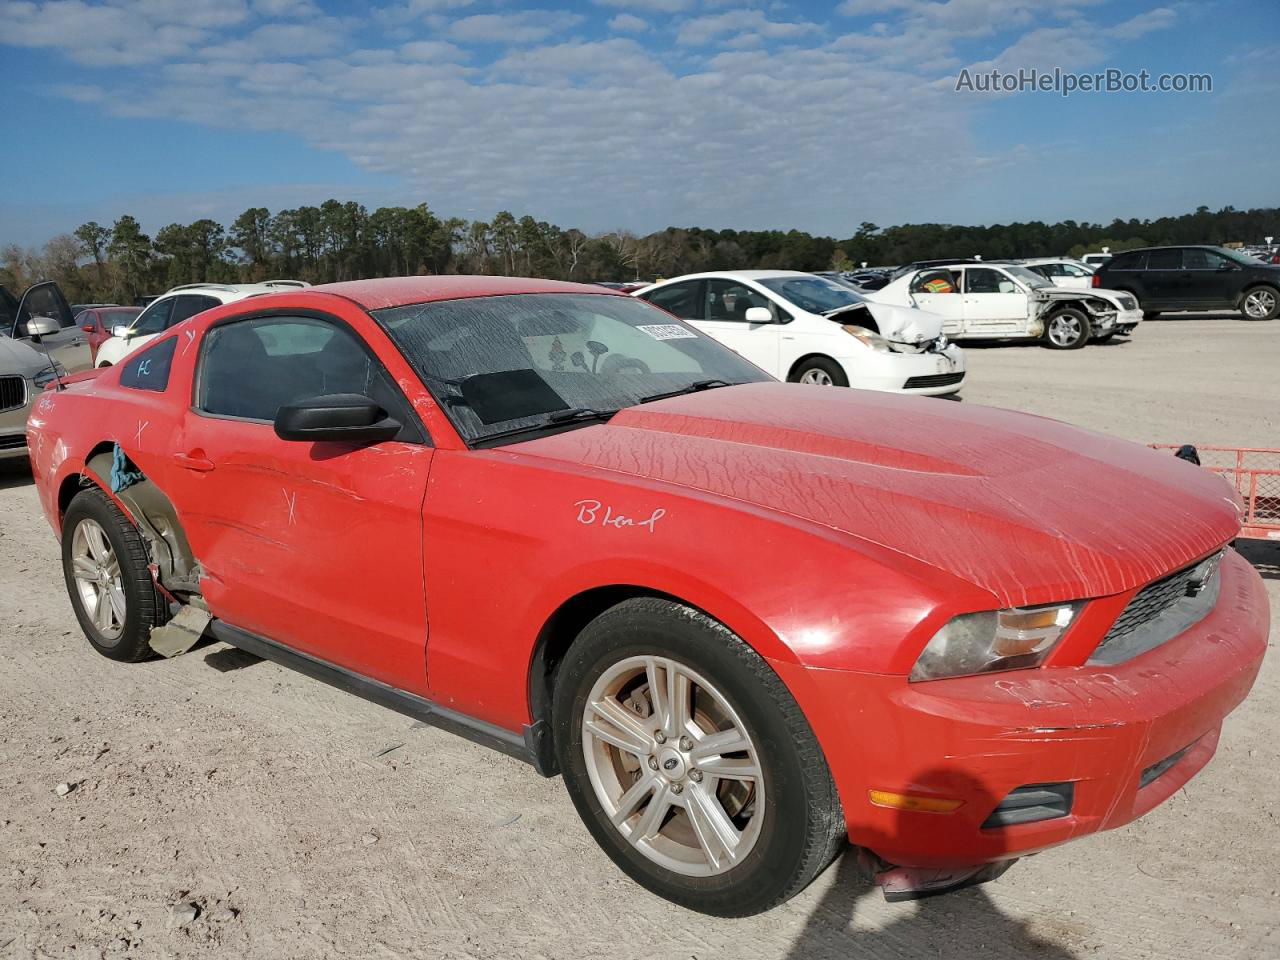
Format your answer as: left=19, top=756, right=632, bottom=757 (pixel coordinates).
left=646, top=270, right=814, bottom=285
left=308, top=275, right=624, bottom=311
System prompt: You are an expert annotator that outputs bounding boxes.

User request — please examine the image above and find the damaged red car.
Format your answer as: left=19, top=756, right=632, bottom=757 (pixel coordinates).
left=27, top=277, right=1268, bottom=916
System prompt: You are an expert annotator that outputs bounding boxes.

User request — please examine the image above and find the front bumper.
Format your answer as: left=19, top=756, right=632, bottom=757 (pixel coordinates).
left=1111, top=307, right=1143, bottom=334
left=845, top=344, right=966, bottom=396
left=773, top=549, right=1268, bottom=869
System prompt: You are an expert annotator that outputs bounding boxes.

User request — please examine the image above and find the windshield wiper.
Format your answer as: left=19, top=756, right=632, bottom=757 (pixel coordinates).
left=473, top=407, right=619, bottom=446
left=637, top=379, right=734, bottom=405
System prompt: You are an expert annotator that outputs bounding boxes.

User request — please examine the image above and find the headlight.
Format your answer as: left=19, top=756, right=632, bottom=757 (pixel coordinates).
left=909, top=603, right=1080, bottom=682
left=842, top=325, right=892, bottom=352
left=33, top=364, right=66, bottom=388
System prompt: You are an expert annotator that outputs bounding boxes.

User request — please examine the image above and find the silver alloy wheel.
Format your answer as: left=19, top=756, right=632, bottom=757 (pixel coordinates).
left=70, top=518, right=126, bottom=641
left=1048, top=313, right=1082, bottom=346
left=799, top=368, right=834, bottom=386
left=1244, top=289, right=1276, bottom=319
left=581, top=655, right=766, bottom=877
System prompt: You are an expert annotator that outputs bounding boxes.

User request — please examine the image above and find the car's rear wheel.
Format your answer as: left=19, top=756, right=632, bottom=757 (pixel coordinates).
left=62, top=488, right=168, bottom=662
left=552, top=598, right=845, bottom=916
left=1241, top=286, right=1279, bottom=320
left=1043, top=308, right=1091, bottom=349
left=789, top=356, right=849, bottom=387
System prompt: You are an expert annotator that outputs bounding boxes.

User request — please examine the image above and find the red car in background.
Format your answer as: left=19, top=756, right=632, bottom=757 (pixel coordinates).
left=78, top=306, right=141, bottom=365
left=26, top=276, right=1268, bottom=916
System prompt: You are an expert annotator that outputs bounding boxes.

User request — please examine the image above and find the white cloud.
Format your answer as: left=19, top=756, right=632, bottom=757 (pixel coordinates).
left=445, top=10, right=584, bottom=45
left=592, top=0, right=692, bottom=12
left=608, top=13, right=648, bottom=32
left=1110, top=6, right=1178, bottom=40
left=676, top=10, right=821, bottom=47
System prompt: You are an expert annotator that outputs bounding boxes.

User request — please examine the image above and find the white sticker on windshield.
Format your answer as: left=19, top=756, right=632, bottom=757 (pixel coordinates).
left=637, top=323, right=697, bottom=341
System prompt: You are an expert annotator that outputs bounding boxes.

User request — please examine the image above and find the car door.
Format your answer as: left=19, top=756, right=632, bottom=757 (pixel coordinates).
left=12, top=281, right=87, bottom=371
left=165, top=312, right=435, bottom=694
left=1039, top=262, right=1091, bottom=289
left=1141, top=249, right=1183, bottom=305
left=960, top=267, right=1029, bottom=335
left=693, top=278, right=783, bottom=376
left=1180, top=249, right=1238, bottom=308
left=907, top=270, right=965, bottom=335
left=108, top=296, right=176, bottom=362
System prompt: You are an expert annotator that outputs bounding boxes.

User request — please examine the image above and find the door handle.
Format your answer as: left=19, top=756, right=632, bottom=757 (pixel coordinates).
left=70, top=337, right=85, bottom=345
left=174, top=452, right=215, bottom=472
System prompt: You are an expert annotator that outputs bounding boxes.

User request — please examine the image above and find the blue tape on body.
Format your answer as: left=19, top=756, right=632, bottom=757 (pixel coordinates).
left=109, top=444, right=145, bottom=493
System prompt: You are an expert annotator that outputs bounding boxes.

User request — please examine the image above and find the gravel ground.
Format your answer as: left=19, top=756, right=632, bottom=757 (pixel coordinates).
left=1, top=315, right=1277, bottom=959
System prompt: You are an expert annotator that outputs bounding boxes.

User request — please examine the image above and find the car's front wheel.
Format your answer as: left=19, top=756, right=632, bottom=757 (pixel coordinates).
left=61, top=488, right=168, bottom=662
left=1241, top=286, right=1279, bottom=320
left=789, top=356, right=849, bottom=387
left=553, top=598, right=845, bottom=916
left=1043, top=308, right=1091, bottom=349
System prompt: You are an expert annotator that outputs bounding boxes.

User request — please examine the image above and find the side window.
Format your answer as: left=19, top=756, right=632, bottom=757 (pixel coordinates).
left=965, top=268, right=1011, bottom=294
left=1182, top=249, right=1226, bottom=270
left=196, top=316, right=423, bottom=442
left=1027, top=265, right=1054, bottom=279
left=1146, top=249, right=1181, bottom=270
left=642, top=281, right=702, bottom=320
left=704, top=279, right=772, bottom=322
left=1108, top=252, right=1146, bottom=271
left=168, top=295, right=221, bottom=327
left=119, top=337, right=178, bottom=392
left=132, top=298, right=174, bottom=336
left=910, top=270, right=957, bottom=294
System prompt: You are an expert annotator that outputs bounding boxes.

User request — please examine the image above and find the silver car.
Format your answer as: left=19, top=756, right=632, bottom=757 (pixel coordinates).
left=1, top=283, right=73, bottom=460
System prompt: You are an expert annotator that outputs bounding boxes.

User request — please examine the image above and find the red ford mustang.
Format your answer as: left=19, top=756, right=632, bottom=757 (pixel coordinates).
left=26, top=276, right=1268, bottom=915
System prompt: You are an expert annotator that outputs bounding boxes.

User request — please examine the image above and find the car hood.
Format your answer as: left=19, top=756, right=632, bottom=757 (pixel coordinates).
left=1033, top=285, right=1123, bottom=304
left=517, top=383, right=1239, bottom=607
left=828, top=301, right=944, bottom=344
left=0, top=336, right=49, bottom=377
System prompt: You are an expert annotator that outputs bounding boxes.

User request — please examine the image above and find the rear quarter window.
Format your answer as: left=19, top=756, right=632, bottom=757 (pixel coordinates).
left=1106, top=252, right=1147, bottom=271
left=119, top=337, right=178, bottom=392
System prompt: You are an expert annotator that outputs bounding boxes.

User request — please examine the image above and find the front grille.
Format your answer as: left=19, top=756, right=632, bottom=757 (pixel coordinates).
left=982, top=783, right=1074, bottom=829
left=0, top=434, right=27, bottom=450
left=0, top=375, right=25, bottom=412
left=904, top=372, right=964, bottom=389
left=1090, top=552, right=1223, bottom=664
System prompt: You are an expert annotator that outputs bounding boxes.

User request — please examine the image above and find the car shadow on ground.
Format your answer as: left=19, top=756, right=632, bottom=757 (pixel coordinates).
left=784, top=768, right=1080, bottom=960
left=1236, top=538, right=1280, bottom=581
left=0, top=457, right=34, bottom=490
left=959, top=336, right=1136, bottom=350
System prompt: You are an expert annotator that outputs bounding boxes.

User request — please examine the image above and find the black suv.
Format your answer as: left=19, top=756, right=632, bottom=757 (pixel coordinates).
left=1093, top=245, right=1280, bottom=320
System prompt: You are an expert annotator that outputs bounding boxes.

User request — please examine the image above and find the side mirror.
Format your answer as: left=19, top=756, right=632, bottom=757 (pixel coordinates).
left=23, top=316, right=59, bottom=339
left=274, top=394, right=401, bottom=443
left=81, top=323, right=96, bottom=334
left=744, top=306, right=772, bottom=324
left=111, top=324, right=133, bottom=338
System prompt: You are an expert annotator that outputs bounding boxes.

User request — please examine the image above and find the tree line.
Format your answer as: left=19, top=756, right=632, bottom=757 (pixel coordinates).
left=2, top=201, right=1276, bottom=304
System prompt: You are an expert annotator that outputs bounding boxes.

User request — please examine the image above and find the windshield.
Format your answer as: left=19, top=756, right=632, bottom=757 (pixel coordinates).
left=374, top=293, right=770, bottom=445
left=1003, top=265, right=1052, bottom=288
left=756, top=276, right=864, bottom=313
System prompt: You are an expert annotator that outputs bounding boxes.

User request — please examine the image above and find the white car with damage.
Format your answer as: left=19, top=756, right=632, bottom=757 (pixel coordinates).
left=633, top=270, right=965, bottom=395
left=868, top=262, right=1142, bottom=349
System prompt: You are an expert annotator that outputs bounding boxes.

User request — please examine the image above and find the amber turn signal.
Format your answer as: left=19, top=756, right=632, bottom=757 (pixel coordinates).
left=868, top=790, right=965, bottom=814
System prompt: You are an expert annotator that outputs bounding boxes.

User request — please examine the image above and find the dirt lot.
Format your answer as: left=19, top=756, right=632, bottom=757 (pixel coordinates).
left=2, top=316, right=1277, bottom=960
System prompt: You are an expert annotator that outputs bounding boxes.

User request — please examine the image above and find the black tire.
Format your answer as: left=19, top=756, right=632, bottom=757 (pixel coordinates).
left=552, top=598, right=845, bottom=917
left=788, top=356, right=849, bottom=387
left=1240, top=285, right=1279, bottom=321
left=61, top=487, right=168, bottom=662
left=1042, top=307, right=1091, bottom=349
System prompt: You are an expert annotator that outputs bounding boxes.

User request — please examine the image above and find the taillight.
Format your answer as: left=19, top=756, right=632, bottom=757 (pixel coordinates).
left=1091, top=274, right=1101, bottom=287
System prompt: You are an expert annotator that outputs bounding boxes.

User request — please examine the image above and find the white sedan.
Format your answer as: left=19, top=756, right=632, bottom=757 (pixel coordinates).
left=633, top=271, right=965, bottom=395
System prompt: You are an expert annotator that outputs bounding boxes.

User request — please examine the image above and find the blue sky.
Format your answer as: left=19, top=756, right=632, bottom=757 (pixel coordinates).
left=1, top=0, right=1277, bottom=246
